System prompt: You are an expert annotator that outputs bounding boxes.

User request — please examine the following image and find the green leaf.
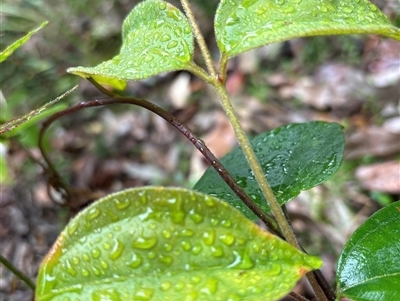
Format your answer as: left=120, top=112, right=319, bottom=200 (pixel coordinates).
left=0, top=86, right=77, bottom=137
left=215, top=0, right=400, bottom=57
left=67, top=0, right=194, bottom=86
left=36, top=187, right=322, bottom=301
left=0, top=21, right=48, bottom=63
left=194, top=121, right=344, bottom=220
left=336, top=201, right=400, bottom=301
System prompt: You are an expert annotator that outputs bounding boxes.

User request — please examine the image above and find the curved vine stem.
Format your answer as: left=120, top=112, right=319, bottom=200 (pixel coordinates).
left=39, top=80, right=281, bottom=236
left=0, top=254, right=36, bottom=291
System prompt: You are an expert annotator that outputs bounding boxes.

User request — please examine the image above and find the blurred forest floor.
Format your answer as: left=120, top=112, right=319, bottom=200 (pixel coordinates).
left=0, top=0, right=399, bottom=300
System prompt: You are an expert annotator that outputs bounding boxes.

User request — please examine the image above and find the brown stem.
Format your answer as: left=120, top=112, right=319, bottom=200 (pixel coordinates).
left=288, top=291, right=310, bottom=301
left=39, top=90, right=281, bottom=236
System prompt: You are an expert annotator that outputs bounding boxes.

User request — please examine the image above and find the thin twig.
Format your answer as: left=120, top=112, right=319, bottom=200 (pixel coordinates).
left=0, top=254, right=36, bottom=291
left=39, top=81, right=281, bottom=236
left=289, top=291, right=310, bottom=301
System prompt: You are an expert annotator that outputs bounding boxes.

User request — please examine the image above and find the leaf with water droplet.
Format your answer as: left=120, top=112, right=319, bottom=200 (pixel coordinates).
left=194, top=121, right=344, bottom=220
left=36, top=187, right=322, bottom=300
left=215, top=0, right=399, bottom=57
left=67, top=0, right=193, bottom=88
left=336, top=201, right=400, bottom=301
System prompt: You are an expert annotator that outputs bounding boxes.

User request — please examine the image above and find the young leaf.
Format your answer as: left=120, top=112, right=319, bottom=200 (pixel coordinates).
left=194, top=121, right=344, bottom=220
left=215, top=0, right=400, bottom=57
left=336, top=201, right=400, bottom=301
left=36, top=187, right=322, bottom=301
left=0, top=86, right=77, bottom=137
left=68, top=0, right=194, bottom=86
left=0, top=21, right=48, bottom=63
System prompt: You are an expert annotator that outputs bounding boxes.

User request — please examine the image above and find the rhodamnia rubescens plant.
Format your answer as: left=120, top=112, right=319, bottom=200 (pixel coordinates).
left=1, top=0, right=399, bottom=300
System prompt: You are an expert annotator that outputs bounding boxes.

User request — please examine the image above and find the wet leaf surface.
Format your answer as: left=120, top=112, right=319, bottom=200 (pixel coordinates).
left=336, top=201, right=400, bottom=301
left=68, top=0, right=193, bottom=85
left=36, top=187, right=322, bottom=301
left=215, top=0, right=399, bottom=57
left=194, top=121, right=344, bottom=220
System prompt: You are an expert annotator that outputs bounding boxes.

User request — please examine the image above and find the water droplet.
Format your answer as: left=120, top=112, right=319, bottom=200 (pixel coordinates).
left=67, top=220, right=79, bottom=236
left=204, top=196, right=216, bottom=207
left=210, top=218, right=219, bottom=226
left=100, top=260, right=108, bottom=269
left=184, top=26, right=192, bottom=34
left=147, top=251, right=157, bottom=259
left=158, top=254, right=173, bottom=266
left=86, top=207, right=101, bottom=221
left=109, top=240, right=125, bottom=260
left=275, top=0, right=284, bottom=5
left=63, top=260, right=77, bottom=276
left=211, top=246, right=224, bottom=257
left=81, top=268, right=90, bottom=277
left=219, top=233, right=235, bottom=246
left=144, top=55, right=154, bottom=62
left=133, top=288, right=154, bottom=301
left=191, top=244, right=202, bottom=255
left=161, top=34, right=171, bottom=42
left=267, top=262, right=281, bottom=276
left=92, top=266, right=101, bottom=276
left=201, top=278, right=218, bottom=294
left=103, top=242, right=111, bottom=250
left=114, top=198, right=131, bottom=210
left=174, top=281, right=185, bottom=290
left=189, top=209, right=204, bottom=223
left=133, top=236, right=158, bottom=249
left=127, top=252, right=142, bottom=268
left=159, top=1, right=167, bottom=10
left=181, top=240, right=192, bottom=251
left=160, top=281, right=172, bottom=291
left=202, top=230, right=215, bottom=245
left=82, top=253, right=90, bottom=261
left=221, top=219, right=232, bottom=227
left=163, top=229, right=172, bottom=239
left=167, top=40, right=178, bottom=49
left=180, top=229, right=194, bottom=237
left=71, top=257, right=80, bottom=265
left=92, top=289, right=122, bottom=301
left=191, top=276, right=201, bottom=284
left=164, top=243, right=173, bottom=252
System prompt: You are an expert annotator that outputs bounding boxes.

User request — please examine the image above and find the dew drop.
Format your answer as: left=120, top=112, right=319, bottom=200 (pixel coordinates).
left=211, top=246, right=224, bottom=257
left=174, top=281, right=185, bottom=290
left=201, top=278, right=218, bottom=294
left=189, top=209, right=204, bottom=223
left=183, top=26, right=192, bottom=34
left=191, top=276, right=201, bottom=284
left=219, top=233, right=235, bottom=246
left=164, top=243, right=173, bottom=252
left=114, top=198, right=131, bottom=210
left=144, top=55, right=154, bottom=62
left=86, top=207, right=101, bottom=221
left=160, top=281, right=172, bottom=291
left=161, top=34, right=171, bottom=42
left=180, top=229, right=194, bottom=237
left=158, top=1, right=167, bottom=10
left=127, top=252, right=142, bottom=268
left=181, top=240, right=192, bottom=251
left=109, top=240, right=125, bottom=260
left=67, top=220, right=79, bottom=236
left=162, top=229, right=172, bottom=239
left=167, top=40, right=178, bottom=49
left=63, top=260, right=77, bottom=276
left=221, top=219, right=232, bottom=227
left=92, top=266, right=101, bottom=276
left=71, top=257, right=80, bottom=265
left=92, top=289, right=122, bottom=301
left=267, top=262, right=282, bottom=276
left=133, top=236, right=158, bottom=249
left=191, top=244, right=202, bottom=255
left=133, top=288, right=154, bottom=301
left=103, top=242, right=111, bottom=250
left=81, top=268, right=90, bottom=277
left=100, top=260, right=108, bottom=269
left=158, top=254, right=173, bottom=266
left=202, top=229, right=215, bottom=246
left=204, top=196, right=216, bottom=207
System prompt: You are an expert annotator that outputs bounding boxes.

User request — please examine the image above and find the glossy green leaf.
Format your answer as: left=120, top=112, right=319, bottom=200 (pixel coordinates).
left=336, top=201, right=400, bottom=301
left=215, top=0, right=400, bottom=57
left=194, top=121, right=344, bottom=220
left=0, top=21, right=48, bottom=63
left=67, top=0, right=193, bottom=86
left=36, top=187, right=322, bottom=301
